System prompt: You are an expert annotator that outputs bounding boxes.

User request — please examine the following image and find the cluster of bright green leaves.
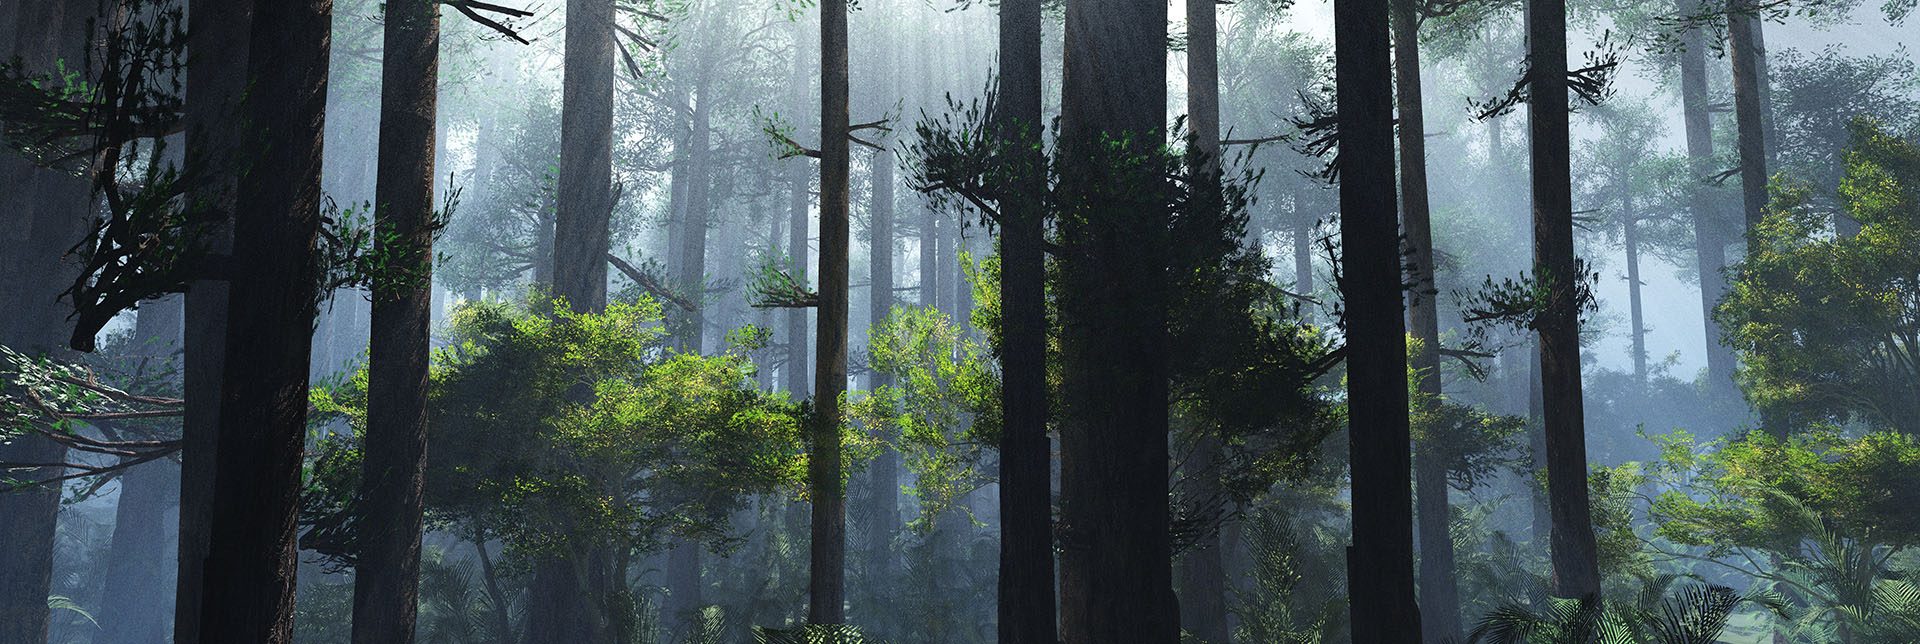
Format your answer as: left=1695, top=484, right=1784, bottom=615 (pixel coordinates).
left=848, top=303, right=999, bottom=531
left=304, top=293, right=808, bottom=565
left=1718, top=120, right=1920, bottom=434
left=1645, top=428, right=1920, bottom=555
left=1406, top=339, right=1527, bottom=492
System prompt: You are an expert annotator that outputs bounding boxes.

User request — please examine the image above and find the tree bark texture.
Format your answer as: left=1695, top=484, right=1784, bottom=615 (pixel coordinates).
left=1389, top=1, right=1462, bottom=640
left=352, top=0, right=441, bottom=641
left=1179, top=0, right=1230, bottom=640
left=1336, top=0, right=1422, bottom=637
left=175, top=2, right=251, bottom=641
left=1527, top=0, right=1603, bottom=598
left=195, top=0, right=332, bottom=639
left=994, top=0, right=1055, bottom=641
left=808, top=0, right=852, bottom=625
left=1056, top=0, right=1176, bottom=641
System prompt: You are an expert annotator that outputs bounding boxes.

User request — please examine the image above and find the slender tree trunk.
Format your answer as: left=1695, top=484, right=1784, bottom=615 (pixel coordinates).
left=98, top=297, right=184, bottom=644
left=785, top=21, right=812, bottom=398
left=1621, top=156, right=1647, bottom=385
left=1389, top=1, right=1461, bottom=639
left=1294, top=214, right=1314, bottom=300
left=0, top=5, right=87, bottom=642
left=1336, top=0, right=1422, bottom=637
left=474, top=537, right=514, bottom=640
left=175, top=3, right=250, bottom=641
left=664, top=78, right=715, bottom=637
left=195, top=0, right=332, bottom=640
left=994, top=0, right=1055, bottom=641
left=1179, top=0, right=1230, bottom=639
left=867, top=142, right=901, bottom=577
left=1674, top=0, right=1734, bottom=396
left=807, top=0, right=852, bottom=625
left=352, top=1, right=440, bottom=641
left=1056, top=0, right=1176, bottom=640
left=1527, top=0, right=1603, bottom=598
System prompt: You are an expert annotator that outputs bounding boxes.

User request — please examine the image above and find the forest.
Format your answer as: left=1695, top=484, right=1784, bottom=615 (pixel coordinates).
left=1, top=0, right=1918, bottom=642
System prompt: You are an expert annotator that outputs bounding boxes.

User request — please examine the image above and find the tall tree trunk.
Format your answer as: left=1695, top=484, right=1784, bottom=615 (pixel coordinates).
left=98, top=297, right=185, bottom=644
left=529, top=0, right=619, bottom=641
left=1056, top=0, right=1176, bottom=640
left=868, top=142, right=901, bottom=577
left=1179, top=0, right=1229, bottom=640
left=665, top=79, right=714, bottom=637
left=1620, top=153, right=1648, bottom=385
left=807, top=0, right=852, bottom=626
left=352, top=0, right=440, bottom=641
left=785, top=20, right=812, bottom=398
left=175, top=3, right=250, bottom=641
left=1527, top=0, right=1603, bottom=598
left=1336, top=0, right=1422, bottom=637
left=553, top=0, right=615, bottom=315
left=1391, top=1, right=1460, bottom=639
left=0, top=5, right=88, bottom=642
left=1727, top=1, right=1767, bottom=238
left=195, top=0, right=332, bottom=639
left=1674, top=0, right=1735, bottom=396
left=994, top=0, right=1055, bottom=641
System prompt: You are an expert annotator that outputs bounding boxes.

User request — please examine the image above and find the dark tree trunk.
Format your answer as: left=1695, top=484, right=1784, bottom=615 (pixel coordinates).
left=1390, top=1, right=1460, bottom=640
left=1527, top=0, right=1603, bottom=598
left=1336, top=0, right=1422, bottom=637
left=352, top=0, right=440, bottom=641
left=553, top=0, right=615, bottom=315
left=1675, top=0, right=1735, bottom=397
left=808, top=0, right=851, bottom=624
left=175, top=3, right=250, bottom=641
left=195, top=0, right=332, bottom=640
left=1055, top=0, right=1176, bottom=641
left=994, top=0, right=1054, bottom=642
left=0, top=6, right=88, bottom=643
left=1727, top=1, right=1767, bottom=237
left=1178, top=0, right=1229, bottom=640
left=98, top=297, right=184, bottom=644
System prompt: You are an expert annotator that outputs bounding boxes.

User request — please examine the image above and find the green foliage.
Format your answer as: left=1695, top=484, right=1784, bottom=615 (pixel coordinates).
left=1229, top=500, right=1350, bottom=644
left=753, top=624, right=867, bottom=644
left=848, top=304, right=998, bottom=530
left=1719, top=120, right=1920, bottom=433
left=302, top=293, right=808, bottom=565
left=1467, top=576, right=1784, bottom=644
left=1647, top=429, right=1920, bottom=555
left=1641, top=429, right=1920, bottom=641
